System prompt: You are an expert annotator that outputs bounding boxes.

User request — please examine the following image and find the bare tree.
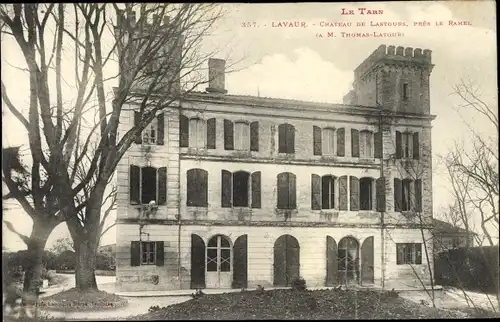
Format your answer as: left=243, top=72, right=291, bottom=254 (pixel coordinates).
left=444, top=78, right=499, bottom=246
left=1, top=3, right=236, bottom=292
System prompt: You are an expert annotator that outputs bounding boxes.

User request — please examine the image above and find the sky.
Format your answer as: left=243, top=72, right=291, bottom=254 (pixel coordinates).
left=2, top=1, right=498, bottom=251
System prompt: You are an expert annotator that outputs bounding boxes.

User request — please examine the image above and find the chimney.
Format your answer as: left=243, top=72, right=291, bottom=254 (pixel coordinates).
left=206, top=58, right=227, bottom=94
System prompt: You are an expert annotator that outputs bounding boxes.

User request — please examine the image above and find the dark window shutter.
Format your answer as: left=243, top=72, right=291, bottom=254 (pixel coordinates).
left=158, top=167, right=167, bottom=205
left=337, top=128, right=345, bottom=157
left=155, top=241, right=164, bottom=266
left=311, top=174, right=321, bottom=210
left=134, top=111, right=142, bottom=144
left=251, top=171, right=261, bottom=208
left=179, top=114, right=189, bottom=147
left=374, top=131, right=382, bottom=159
left=224, top=120, right=234, bottom=150
left=289, top=173, right=296, bottom=209
left=131, top=241, right=141, bottom=266
left=396, top=131, right=402, bottom=159
left=338, top=176, right=348, bottom=211
left=350, top=176, right=359, bottom=211
left=351, top=129, right=359, bottom=157
left=207, top=118, right=216, bottom=149
left=130, top=165, right=140, bottom=205
left=313, top=126, right=322, bottom=156
left=278, top=124, right=286, bottom=153
left=413, top=132, right=420, bottom=160
left=200, top=169, right=208, bottom=207
left=394, top=178, right=402, bottom=212
left=221, top=170, right=232, bottom=208
left=250, top=122, right=259, bottom=152
left=287, top=125, right=295, bottom=154
left=415, top=244, right=422, bottom=264
left=157, top=113, right=165, bottom=145
left=415, top=179, right=422, bottom=212
left=376, top=177, right=386, bottom=212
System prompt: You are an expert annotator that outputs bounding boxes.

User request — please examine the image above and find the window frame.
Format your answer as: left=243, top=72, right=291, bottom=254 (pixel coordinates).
left=322, top=128, right=336, bottom=156
left=321, top=175, right=336, bottom=209
left=396, top=243, right=422, bottom=265
left=141, top=241, right=157, bottom=265
left=402, top=83, right=409, bottom=101
left=234, top=121, right=251, bottom=151
left=359, top=177, right=374, bottom=211
left=142, top=119, right=158, bottom=145
left=189, top=117, right=206, bottom=149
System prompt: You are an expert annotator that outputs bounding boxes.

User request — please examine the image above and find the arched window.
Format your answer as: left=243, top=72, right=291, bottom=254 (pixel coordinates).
left=321, top=175, right=336, bottom=209
left=360, top=130, right=373, bottom=158
left=359, top=177, right=374, bottom=210
left=187, top=169, right=208, bottom=207
left=277, top=172, right=296, bottom=209
left=207, top=235, right=231, bottom=272
left=278, top=124, right=295, bottom=154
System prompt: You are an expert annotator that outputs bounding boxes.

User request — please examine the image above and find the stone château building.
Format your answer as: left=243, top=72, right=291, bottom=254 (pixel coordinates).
left=113, top=13, right=436, bottom=292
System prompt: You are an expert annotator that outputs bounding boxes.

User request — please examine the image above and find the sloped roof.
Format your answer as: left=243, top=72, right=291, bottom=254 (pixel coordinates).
left=433, top=218, right=477, bottom=235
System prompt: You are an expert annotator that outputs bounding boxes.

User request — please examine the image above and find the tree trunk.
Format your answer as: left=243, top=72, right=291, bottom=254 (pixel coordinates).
left=75, top=238, right=99, bottom=290
left=22, top=222, right=53, bottom=306
left=73, top=187, right=106, bottom=291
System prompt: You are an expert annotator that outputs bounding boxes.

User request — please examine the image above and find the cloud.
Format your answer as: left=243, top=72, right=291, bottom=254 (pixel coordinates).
left=227, top=47, right=353, bottom=103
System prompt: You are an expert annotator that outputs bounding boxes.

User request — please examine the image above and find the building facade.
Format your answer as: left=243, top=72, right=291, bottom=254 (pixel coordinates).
left=114, top=41, right=436, bottom=291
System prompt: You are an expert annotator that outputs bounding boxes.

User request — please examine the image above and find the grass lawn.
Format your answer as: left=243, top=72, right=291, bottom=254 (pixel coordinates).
left=38, top=288, right=127, bottom=312
left=133, top=288, right=497, bottom=320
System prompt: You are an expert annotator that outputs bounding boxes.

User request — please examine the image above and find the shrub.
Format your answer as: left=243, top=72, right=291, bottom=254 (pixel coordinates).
left=96, top=252, right=115, bottom=271
left=291, top=276, right=307, bottom=291
left=256, top=285, right=265, bottom=294
left=191, top=289, right=205, bottom=299
left=148, top=305, right=165, bottom=312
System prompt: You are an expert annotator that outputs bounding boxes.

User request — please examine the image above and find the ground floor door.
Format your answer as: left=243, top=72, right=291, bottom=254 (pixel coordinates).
left=326, top=236, right=338, bottom=286
left=206, top=235, right=232, bottom=288
left=361, top=236, right=375, bottom=285
left=338, top=237, right=360, bottom=285
left=274, top=234, right=300, bottom=287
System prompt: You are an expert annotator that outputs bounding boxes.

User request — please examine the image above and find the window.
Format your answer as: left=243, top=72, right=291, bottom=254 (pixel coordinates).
left=130, top=241, right=164, bottom=267
left=224, top=120, right=259, bottom=151
left=277, top=172, right=296, bottom=209
left=233, top=171, right=249, bottom=207
left=394, top=178, right=422, bottom=212
left=206, top=235, right=231, bottom=272
left=221, top=170, right=261, bottom=208
left=134, top=112, right=164, bottom=145
left=189, top=118, right=205, bottom=148
left=323, top=128, right=335, bottom=155
left=359, top=177, right=373, bottom=210
left=402, top=83, right=409, bottom=101
left=234, top=122, right=250, bottom=151
left=402, top=132, right=412, bottom=158
left=402, top=178, right=412, bottom=211
left=396, top=131, right=420, bottom=160
left=143, top=118, right=157, bottom=144
left=360, top=130, right=373, bottom=158
left=396, top=243, right=422, bottom=265
left=278, top=124, right=295, bottom=154
left=321, top=175, right=336, bottom=209
left=129, top=166, right=167, bottom=205
left=187, top=169, right=208, bottom=207
left=141, top=241, right=156, bottom=265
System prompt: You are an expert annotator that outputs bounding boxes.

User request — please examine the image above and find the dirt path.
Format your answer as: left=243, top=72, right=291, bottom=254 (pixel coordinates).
left=38, top=274, right=190, bottom=320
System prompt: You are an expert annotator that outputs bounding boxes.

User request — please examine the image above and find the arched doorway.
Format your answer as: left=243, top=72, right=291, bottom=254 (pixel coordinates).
left=191, top=234, right=206, bottom=289
left=274, top=235, right=300, bottom=286
left=338, top=237, right=360, bottom=285
left=206, top=235, right=232, bottom=288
